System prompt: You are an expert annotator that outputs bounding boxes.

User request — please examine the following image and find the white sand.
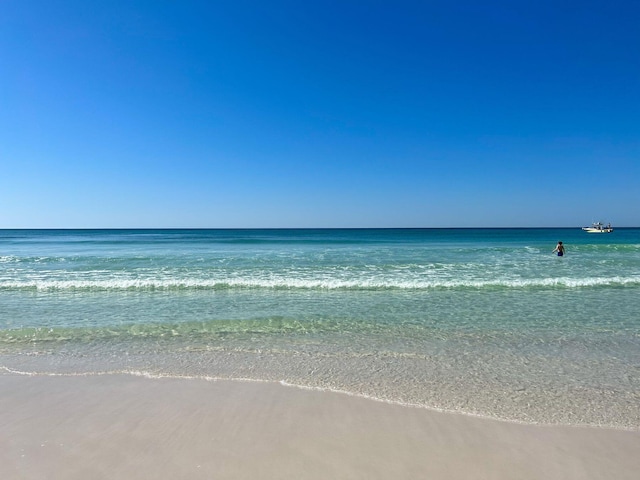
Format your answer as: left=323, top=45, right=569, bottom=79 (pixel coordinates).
left=1, top=373, right=638, bottom=480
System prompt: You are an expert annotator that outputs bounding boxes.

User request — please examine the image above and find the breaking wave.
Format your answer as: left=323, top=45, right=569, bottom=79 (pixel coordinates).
left=1, top=276, right=638, bottom=291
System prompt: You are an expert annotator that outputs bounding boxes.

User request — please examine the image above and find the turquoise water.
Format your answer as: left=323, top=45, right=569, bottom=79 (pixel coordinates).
left=1, top=228, right=639, bottom=428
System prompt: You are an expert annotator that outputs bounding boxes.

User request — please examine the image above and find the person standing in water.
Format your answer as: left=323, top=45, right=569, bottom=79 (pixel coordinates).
left=552, top=241, right=565, bottom=256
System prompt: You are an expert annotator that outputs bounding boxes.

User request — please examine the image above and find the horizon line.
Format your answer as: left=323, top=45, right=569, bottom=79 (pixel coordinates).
left=0, top=226, right=635, bottom=231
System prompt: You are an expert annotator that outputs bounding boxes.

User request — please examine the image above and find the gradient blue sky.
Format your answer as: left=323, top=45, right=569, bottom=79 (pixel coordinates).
left=1, top=1, right=638, bottom=228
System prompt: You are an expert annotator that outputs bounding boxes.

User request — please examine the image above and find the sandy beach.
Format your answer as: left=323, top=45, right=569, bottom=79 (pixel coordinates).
left=1, top=373, right=638, bottom=480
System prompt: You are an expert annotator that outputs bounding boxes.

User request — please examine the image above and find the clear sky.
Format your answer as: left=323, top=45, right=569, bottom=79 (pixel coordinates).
left=1, top=1, right=638, bottom=228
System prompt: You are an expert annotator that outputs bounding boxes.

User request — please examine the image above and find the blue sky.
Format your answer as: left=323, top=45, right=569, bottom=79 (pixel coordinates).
left=1, top=1, right=638, bottom=228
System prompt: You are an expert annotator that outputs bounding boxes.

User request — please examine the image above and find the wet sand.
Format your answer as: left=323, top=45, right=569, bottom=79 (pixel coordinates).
left=1, top=373, right=638, bottom=480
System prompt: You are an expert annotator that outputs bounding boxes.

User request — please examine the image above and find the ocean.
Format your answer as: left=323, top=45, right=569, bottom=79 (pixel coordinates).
left=1, top=228, right=638, bottom=429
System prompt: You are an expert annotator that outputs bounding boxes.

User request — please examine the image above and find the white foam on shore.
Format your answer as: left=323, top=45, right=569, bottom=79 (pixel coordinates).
left=2, top=366, right=637, bottom=432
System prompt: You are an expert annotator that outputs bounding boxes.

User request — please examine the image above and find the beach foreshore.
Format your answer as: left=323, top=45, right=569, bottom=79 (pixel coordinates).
left=1, top=373, right=638, bottom=480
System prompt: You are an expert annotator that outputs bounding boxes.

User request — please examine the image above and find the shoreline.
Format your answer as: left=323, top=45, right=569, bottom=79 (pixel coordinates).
left=2, top=363, right=638, bottom=431
left=2, top=372, right=639, bottom=480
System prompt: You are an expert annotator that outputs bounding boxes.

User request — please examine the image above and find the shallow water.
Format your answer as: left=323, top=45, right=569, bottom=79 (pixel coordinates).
left=1, top=228, right=639, bottom=428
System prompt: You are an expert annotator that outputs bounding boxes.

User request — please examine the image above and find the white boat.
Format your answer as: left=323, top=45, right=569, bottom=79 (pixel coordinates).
left=582, top=222, right=613, bottom=233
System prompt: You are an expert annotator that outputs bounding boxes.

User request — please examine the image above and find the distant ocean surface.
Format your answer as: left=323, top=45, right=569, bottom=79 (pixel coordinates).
left=1, top=228, right=639, bottom=428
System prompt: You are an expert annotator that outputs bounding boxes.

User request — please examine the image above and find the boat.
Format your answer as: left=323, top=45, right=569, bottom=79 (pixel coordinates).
left=582, top=222, right=613, bottom=233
